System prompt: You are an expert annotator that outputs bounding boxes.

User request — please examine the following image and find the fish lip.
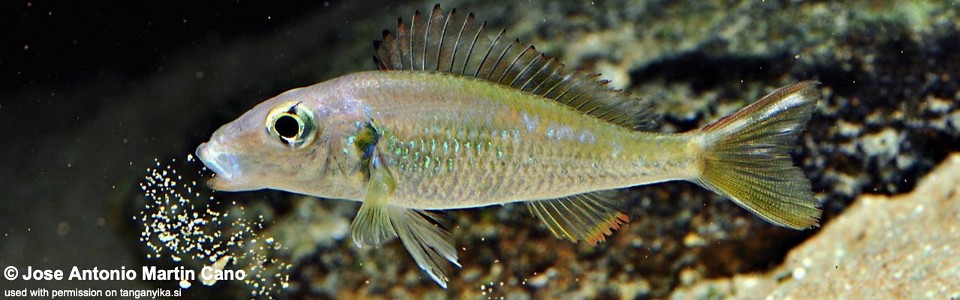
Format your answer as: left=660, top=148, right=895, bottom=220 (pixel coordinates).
left=196, top=142, right=240, bottom=182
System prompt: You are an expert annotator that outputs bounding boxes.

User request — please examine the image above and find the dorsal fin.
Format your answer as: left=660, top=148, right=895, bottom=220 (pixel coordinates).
left=374, top=4, right=655, bottom=131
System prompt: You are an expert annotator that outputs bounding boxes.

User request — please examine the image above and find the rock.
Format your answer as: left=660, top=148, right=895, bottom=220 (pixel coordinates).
left=671, top=153, right=960, bottom=299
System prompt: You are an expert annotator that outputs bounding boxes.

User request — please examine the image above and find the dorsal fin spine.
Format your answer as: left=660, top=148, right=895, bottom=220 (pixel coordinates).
left=459, top=17, right=482, bottom=76
left=566, top=86, right=594, bottom=110
left=422, top=8, right=432, bottom=71
left=518, top=55, right=549, bottom=90
left=499, top=45, right=529, bottom=84
left=576, top=81, right=607, bottom=110
left=425, top=5, right=445, bottom=72
left=490, top=38, right=518, bottom=81
left=448, top=11, right=467, bottom=74
left=435, top=9, right=451, bottom=71
left=541, top=73, right=570, bottom=99
left=485, top=36, right=511, bottom=80
left=473, top=29, right=503, bottom=78
left=408, top=11, right=418, bottom=70
left=551, top=75, right=585, bottom=104
left=421, top=9, right=431, bottom=71
left=506, top=46, right=538, bottom=86
left=530, top=61, right=561, bottom=93
left=396, top=18, right=410, bottom=71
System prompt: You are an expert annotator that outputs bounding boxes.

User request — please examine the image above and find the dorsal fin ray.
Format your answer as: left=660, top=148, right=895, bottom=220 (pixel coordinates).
left=374, top=4, right=655, bottom=130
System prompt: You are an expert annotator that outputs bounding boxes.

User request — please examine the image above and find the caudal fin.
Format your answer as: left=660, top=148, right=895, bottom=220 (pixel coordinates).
left=696, top=81, right=821, bottom=229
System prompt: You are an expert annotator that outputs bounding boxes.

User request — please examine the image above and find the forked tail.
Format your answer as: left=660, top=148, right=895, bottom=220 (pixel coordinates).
left=696, top=81, right=822, bottom=229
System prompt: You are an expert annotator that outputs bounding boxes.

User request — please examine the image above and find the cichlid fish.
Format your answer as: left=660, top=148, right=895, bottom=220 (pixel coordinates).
left=196, top=4, right=821, bottom=287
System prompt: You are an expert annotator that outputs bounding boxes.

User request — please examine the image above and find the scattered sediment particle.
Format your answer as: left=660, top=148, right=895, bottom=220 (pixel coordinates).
left=201, top=255, right=233, bottom=286
left=138, top=156, right=290, bottom=298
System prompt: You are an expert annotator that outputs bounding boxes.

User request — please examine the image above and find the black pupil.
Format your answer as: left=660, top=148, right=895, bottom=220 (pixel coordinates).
left=275, top=115, right=301, bottom=139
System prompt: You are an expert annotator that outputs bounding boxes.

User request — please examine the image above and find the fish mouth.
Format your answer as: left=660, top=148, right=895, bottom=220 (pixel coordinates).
left=196, top=142, right=245, bottom=191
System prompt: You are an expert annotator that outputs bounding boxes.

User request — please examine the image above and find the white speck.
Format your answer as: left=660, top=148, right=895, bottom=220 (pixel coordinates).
left=792, top=267, right=806, bottom=280
left=179, top=280, right=192, bottom=289
left=202, top=255, right=232, bottom=286
left=802, top=257, right=813, bottom=267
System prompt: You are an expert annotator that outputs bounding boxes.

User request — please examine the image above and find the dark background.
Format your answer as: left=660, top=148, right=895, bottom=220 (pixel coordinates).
left=2, top=1, right=959, bottom=298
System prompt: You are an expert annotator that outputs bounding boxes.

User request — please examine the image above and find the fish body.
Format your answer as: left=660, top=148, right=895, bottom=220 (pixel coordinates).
left=196, top=5, right=821, bottom=288
left=318, top=71, right=693, bottom=208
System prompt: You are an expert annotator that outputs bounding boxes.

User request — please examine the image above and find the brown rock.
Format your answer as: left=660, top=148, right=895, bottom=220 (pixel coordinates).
left=671, top=153, right=960, bottom=299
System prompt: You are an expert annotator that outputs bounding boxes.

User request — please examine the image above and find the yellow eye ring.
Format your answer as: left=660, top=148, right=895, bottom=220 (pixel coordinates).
left=265, top=102, right=316, bottom=148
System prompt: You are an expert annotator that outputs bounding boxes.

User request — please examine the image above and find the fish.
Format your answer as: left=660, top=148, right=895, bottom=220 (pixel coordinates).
left=195, top=4, right=821, bottom=288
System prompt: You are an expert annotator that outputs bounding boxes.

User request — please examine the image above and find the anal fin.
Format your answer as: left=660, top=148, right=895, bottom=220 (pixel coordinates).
left=525, top=191, right=629, bottom=245
left=350, top=159, right=460, bottom=288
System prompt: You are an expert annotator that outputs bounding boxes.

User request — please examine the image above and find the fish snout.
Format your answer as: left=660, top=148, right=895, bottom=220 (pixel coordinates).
left=196, top=141, right=242, bottom=182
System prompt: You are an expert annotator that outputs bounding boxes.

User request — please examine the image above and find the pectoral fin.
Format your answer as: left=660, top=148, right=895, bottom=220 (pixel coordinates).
left=350, top=160, right=460, bottom=288
left=350, top=162, right=397, bottom=248
left=525, top=191, right=629, bottom=245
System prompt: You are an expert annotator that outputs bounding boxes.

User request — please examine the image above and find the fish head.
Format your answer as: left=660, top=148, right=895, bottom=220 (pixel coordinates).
left=196, top=85, right=352, bottom=194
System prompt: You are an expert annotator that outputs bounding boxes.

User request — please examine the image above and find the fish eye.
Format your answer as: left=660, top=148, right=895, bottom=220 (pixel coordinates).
left=274, top=114, right=301, bottom=139
left=265, top=102, right=316, bottom=148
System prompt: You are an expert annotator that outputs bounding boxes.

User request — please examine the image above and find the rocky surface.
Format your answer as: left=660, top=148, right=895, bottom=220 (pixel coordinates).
left=670, top=153, right=960, bottom=299
left=2, top=0, right=959, bottom=299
